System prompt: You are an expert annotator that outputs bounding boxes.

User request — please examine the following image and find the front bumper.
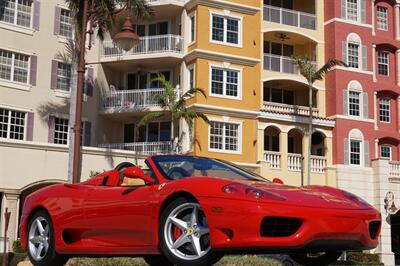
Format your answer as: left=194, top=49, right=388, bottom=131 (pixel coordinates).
left=198, top=197, right=381, bottom=253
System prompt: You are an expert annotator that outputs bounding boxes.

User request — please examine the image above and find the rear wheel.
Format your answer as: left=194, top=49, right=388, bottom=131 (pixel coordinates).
left=27, top=211, right=68, bottom=266
left=289, top=252, right=341, bottom=266
left=159, top=197, right=223, bottom=266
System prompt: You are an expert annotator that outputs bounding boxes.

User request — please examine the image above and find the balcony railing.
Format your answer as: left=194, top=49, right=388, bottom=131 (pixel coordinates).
left=263, top=5, right=316, bottom=30
left=101, top=88, right=165, bottom=111
left=264, top=151, right=281, bottom=169
left=102, top=34, right=184, bottom=58
left=310, top=155, right=326, bottom=173
left=99, top=141, right=172, bottom=154
left=263, top=102, right=319, bottom=116
left=288, top=153, right=302, bottom=172
left=264, top=54, right=317, bottom=74
left=390, top=161, right=400, bottom=178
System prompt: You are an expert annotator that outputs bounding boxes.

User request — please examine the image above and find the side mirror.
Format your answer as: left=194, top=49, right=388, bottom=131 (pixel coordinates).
left=272, top=178, right=284, bottom=184
left=124, top=166, right=155, bottom=185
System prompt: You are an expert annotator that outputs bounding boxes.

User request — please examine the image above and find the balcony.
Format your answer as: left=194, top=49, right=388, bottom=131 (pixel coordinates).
left=101, top=34, right=184, bottom=60
left=262, top=102, right=319, bottom=117
left=101, top=88, right=166, bottom=113
left=264, top=151, right=281, bottom=169
left=390, top=161, right=400, bottom=178
left=264, top=54, right=316, bottom=75
left=99, top=141, right=172, bottom=155
left=263, top=4, right=316, bottom=30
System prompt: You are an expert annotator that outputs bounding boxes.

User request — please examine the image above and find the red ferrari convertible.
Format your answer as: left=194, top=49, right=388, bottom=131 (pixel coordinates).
left=20, top=155, right=381, bottom=266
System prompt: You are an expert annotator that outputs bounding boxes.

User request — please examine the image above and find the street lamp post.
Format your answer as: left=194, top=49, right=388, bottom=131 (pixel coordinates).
left=71, top=0, right=140, bottom=184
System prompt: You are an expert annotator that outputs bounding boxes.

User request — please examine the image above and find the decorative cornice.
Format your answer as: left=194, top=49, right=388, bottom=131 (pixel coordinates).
left=188, top=103, right=259, bottom=119
left=185, top=0, right=260, bottom=15
left=185, top=49, right=260, bottom=66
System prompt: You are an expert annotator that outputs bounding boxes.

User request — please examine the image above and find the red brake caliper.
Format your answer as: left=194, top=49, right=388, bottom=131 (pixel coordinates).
left=173, top=225, right=182, bottom=240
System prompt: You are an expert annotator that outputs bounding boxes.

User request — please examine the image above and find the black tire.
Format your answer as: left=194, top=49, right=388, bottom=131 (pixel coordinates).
left=27, top=210, right=69, bottom=266
left=143, top=255, right=174, bottom=266
left=159, top=197, right=223, bottom=266
left=114, top=162, right=134, bottom=171
left=289, top=252, right=342, bottom=266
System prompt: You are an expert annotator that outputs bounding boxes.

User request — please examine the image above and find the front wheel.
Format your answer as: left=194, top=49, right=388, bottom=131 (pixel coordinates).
left=159, top=198, right=223, bottom=266
left=289, top=252, right=342, bottom=266
left=27, top=211, right=69, bottom=266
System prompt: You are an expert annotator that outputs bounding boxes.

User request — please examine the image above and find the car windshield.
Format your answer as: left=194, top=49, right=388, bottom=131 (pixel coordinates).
left=151, top=156, right=268, bottom=181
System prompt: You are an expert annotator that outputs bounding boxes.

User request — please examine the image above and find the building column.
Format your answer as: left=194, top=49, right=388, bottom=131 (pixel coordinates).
left=280, top=130, right=288, bottom=172
left=0, top=193, right=20, bottom=252
left=302, top=132, right=310, bottom=185
left=372, top=0, right=376, bottom=36
left=396, top=4, right=400, bottom=40
left=397, top=49, right=400, bottom=86
left=257, top=123, right=266, bottom=163
left=371, top=159, right=395, bottom=266
left=374, top=91, right=378, bottom=130
left=375, top=139, right=379, bottom=159
left=372, top=45, right=377, bottom=82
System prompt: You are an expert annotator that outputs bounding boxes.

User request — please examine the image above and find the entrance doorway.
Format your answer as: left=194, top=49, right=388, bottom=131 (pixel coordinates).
left=391, top=213, right=400, bottom=265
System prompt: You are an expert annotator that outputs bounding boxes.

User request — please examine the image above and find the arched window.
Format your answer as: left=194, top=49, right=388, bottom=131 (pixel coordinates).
left=342, top=33, right=367, bottom=71
left=344, top=129, right=369, bottom=166
left=341, top=0, right=366, bottom=23
left=343, top=80, right=368, bottom=119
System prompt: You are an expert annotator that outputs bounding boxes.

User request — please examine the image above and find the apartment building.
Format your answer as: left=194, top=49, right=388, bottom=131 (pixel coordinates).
left=325, top=0, right=400, bottom=264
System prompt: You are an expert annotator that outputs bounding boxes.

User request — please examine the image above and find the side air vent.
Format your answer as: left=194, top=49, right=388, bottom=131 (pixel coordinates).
left=260, top=217, right=302, bottom=237
left=369, top=221, right=381, bottom=239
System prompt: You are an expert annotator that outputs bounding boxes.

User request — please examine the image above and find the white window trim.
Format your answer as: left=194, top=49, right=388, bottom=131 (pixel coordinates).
left=349, top=138, right=363, bottom=166
left=376, top=6, right=388, bottom=31
left=209, top=11, right=243, bottom=48
left=348, top=89, right=362, bottom=117
left=0, top=0, right=34, bottom=30
left=0, top=49, right=31, bottom=85
left=57, top=7, right=75, bottom=40
left=208, top=117, right=242, bottom=155
left=345, top=0, right=361, bottom=23
left=347, top=41, right=361, bottom=70
left=208, top=63, right=242, bottom=100
left=188, top=11, right=196, bottom=45
left=380, top=145, right=392, bottom=160
left=0, top=107, right=27, bottom=140
left=378, top=51, right=389, bottom=76
left=379, top=97, right=391, bottom=123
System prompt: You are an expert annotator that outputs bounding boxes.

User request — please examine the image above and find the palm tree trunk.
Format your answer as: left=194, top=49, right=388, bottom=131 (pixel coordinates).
left=307, top=82, right=313, bottom=186
left=171, top=120, right=175, bottom=153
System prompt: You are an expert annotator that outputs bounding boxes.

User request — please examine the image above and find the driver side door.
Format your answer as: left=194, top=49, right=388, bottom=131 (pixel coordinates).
left=83, top=183, right=159, bottom=252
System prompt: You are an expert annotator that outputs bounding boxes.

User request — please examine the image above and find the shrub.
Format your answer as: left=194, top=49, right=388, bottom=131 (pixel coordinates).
left=13, top=239, right=24, bottom=254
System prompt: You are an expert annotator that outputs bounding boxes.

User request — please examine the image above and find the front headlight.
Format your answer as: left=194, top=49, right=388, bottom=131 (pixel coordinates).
left=223, top=183, right=286, bottom=201
left=342, top=191, right=370, bottom=207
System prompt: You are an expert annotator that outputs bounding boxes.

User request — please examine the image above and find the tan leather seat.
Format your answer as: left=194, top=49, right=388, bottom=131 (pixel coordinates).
left=120, top=177, right=145, bottom=186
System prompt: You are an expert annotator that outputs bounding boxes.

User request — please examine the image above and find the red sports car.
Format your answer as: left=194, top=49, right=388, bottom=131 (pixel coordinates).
left=19, top=155, right=381, bottom=266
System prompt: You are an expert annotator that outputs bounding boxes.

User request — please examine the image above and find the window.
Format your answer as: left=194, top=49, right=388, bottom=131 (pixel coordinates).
left=59, top=8, right=73, bottom=38
left=209, top=121, right=240, bottom=152
left=189, top=13, right=195, bottom=43
left=350, top=139, right=361, bottom=165
left=54, top=117, right=69, bottom=144
left=0, top=0, right=33, bottom=28
left=263, top=87, right=295, bottom=105
left=346, top=0, right=358, bottom=21
left=134, top=122, right=171, bottom=143
left=349, top=91, right=361, bottom=116
left=378, top=51, right=389, bottom=76
left=0, top=49, right=29, bottom=83
left=377, top=7, right=388, bottom=31
left=380, top=145, right=391, bottom=159
left=379, top=98, right=390, bottom=122
left=347, top=43, right=359, bottom=68
left=211, top=14, right=241, bottom=46
left=0, top=108, right=26, bottom=140
left=211, top=67, right=240, bottom=98
left=188, top=65, right=194, bottom=90
left=56, top=62, right=71, bottom=91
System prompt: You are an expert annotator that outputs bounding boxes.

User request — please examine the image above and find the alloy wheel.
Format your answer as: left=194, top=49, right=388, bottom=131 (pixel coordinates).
left=28, top=216, right=50, bottom=261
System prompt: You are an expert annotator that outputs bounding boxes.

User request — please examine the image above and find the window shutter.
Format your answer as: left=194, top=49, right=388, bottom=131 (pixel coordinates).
left=54, top=6, right=61, bottom=35
left=84, top=121, right=92, bottom=146
left=29, top=55, right=37, bottom=86
left=85, top=67, right=94, bottom=96
left=26, top=112, right=34, bottom=141
left=361, top=0, right=366, bottom=24
left=341, top=0, right=346, bottom=19
left=33, top=0, right=40, bottom=31
left=344, top=138, right=349, bottom=165
left=362, top=45, right=367, bottom=71
left=343, top=90, right=349, bottom=115
left=363, top=92, right=369, bottom=119
left=342, top=41, right=347, bottom=63
left=364, top=141, right=369, bottom=167
left=50, top=60, right=58, bottom=89
left=48, top=116, right=55, bottom=143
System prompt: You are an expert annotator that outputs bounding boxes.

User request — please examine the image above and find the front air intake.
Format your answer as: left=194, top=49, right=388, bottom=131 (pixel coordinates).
left=369, top=221, right=381, bottom=239
left=260, top=217, right=302, bottom=237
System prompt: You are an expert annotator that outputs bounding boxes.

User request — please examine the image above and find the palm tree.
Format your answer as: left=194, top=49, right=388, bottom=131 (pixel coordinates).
left=292, top=56, right=346, bottom=186
left=136, top=75, right=209, bottom=153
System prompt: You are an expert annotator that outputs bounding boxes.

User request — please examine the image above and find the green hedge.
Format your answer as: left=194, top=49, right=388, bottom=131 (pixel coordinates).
left=0, top=252, right=27, bottom=266
left=347, top=251, right=382, bottom=265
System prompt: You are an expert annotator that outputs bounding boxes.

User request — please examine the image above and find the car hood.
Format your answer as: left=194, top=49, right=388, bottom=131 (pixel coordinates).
left=236, top=180, right=371, bottom=210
